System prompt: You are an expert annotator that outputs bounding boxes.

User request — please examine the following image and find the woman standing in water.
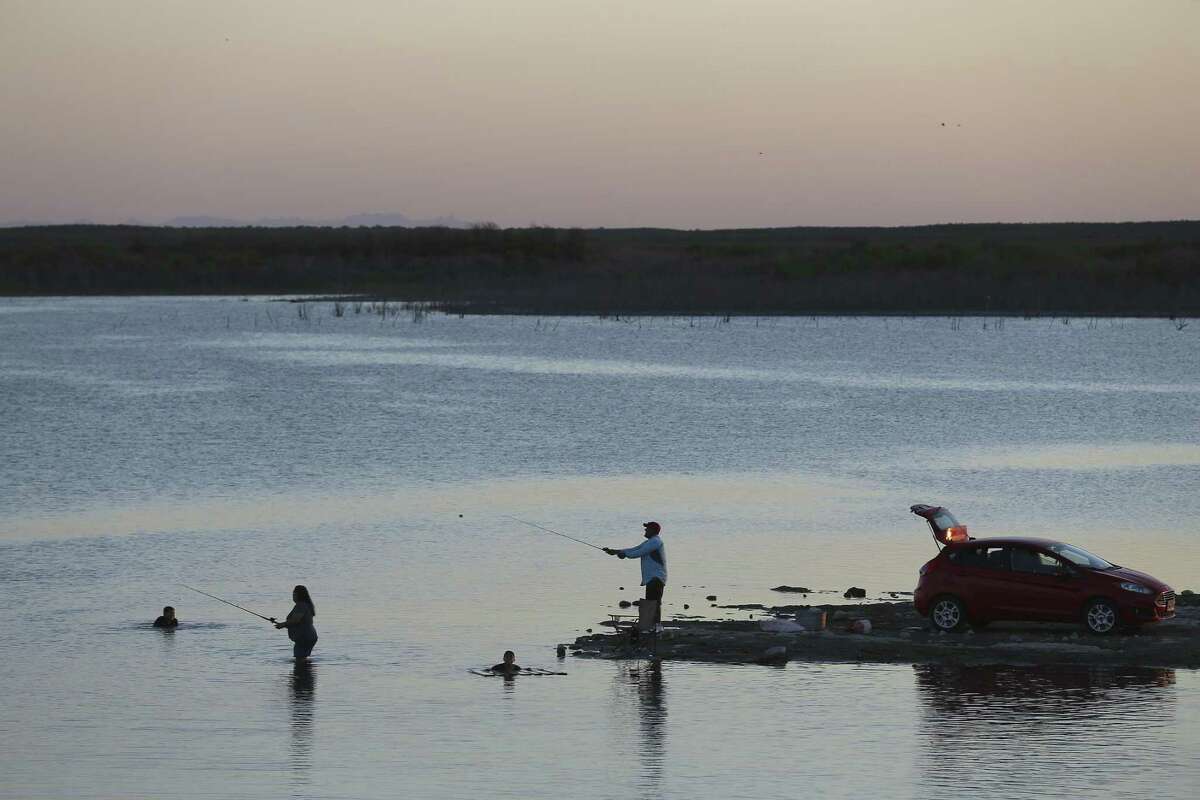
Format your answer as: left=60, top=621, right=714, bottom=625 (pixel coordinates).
left=275, top=585, right=318, bottom=660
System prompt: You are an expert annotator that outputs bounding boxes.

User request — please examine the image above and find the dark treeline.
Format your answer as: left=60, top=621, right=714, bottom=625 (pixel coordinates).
left=2, top=221, right=1198, bottom=315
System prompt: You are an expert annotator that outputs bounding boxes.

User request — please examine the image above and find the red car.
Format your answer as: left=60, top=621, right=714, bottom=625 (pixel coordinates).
left=911, top=505, right=1176, bottom=635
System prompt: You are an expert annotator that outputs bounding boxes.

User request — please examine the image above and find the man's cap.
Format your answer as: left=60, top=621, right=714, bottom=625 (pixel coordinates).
left=642, top=521, right=661, bottom=533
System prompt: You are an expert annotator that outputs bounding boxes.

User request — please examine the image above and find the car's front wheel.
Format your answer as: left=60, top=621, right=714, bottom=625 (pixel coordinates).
left=1084, top=598, right=1119, bottom=635
left=930, top=595, right=966, bottom=632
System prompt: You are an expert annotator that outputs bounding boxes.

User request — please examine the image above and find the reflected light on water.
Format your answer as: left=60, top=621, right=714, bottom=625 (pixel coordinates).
left=929, top=443, right=1200, bottom=471
left=287, top=662, right=316, bottom=780
left=4, top=471, right=878, bottom=540
left=915, top=665, right=1181, bottom=798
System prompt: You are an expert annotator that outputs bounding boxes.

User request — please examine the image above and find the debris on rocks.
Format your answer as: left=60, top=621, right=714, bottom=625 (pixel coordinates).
left=566, top=602, right=1200, bottom=667
left=794, top=608, right=827, bottom=631
left=760, top=619, right=806, bottom=633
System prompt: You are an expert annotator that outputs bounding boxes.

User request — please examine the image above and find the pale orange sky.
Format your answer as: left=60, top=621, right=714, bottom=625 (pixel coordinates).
left=1, top=0, right=1197, bottom=227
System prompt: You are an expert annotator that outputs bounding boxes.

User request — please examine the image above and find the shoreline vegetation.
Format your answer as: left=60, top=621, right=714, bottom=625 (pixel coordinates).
left=2, top=221, right=1198, bottom=316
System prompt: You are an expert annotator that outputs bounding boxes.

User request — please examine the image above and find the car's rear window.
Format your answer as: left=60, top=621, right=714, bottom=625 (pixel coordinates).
left=931, top=510, right=959, bottom=530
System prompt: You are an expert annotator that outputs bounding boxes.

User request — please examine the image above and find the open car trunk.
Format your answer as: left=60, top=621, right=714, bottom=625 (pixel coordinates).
left=910, top=504, right=970, bottom=545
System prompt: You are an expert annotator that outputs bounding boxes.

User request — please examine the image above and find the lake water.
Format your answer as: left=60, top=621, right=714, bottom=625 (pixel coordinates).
left=1, top=297, right=1197, bottom=799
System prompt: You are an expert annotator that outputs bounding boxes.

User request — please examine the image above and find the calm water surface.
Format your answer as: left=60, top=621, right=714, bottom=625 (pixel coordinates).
left=1, top=298, right=1197, bottom=799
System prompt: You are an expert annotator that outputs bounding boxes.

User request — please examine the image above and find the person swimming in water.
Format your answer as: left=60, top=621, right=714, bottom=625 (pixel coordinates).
left=275, top=585, right=318, bottom=660
left=490, top=650, right=521, bottom=676
left=153, top=606, right=178, bottom=628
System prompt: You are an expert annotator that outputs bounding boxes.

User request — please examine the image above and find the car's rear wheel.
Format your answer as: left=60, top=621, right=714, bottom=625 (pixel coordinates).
left=930, top=595, right=966, bottom=632
left=1084, top=599, right=1119, bottom=635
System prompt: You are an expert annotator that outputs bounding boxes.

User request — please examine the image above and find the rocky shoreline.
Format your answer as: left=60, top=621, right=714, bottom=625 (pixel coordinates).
left=568, top=600, right=1200, bottom=668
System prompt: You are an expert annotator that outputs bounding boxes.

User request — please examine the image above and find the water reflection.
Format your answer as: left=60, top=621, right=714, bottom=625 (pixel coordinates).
left=288, top=662, right=316, bottom=780
left=915, top=665, right=1176, bottom=798
left=613, top=663, right=667, bottom=800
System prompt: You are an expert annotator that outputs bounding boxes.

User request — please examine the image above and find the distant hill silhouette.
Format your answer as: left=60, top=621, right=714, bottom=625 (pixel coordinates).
left=2, top=213, right=471, bottom=229
left=2, top=221, right=1198, bottom=315
left=163, top=212, right=470, bottom=228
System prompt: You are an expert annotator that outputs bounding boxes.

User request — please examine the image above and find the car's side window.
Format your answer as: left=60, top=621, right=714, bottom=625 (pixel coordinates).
left=949, top=547, right=980, bottom=566
left=1011, top=548, right=1063, bottom=576
left=981, top=546, right=1010, bottom=570
left=952, top=545, right=1008, bottom=570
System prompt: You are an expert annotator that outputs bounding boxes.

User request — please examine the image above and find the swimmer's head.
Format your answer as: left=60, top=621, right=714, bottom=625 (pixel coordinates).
left=503, top=650, right=515, bottom=664
left=162, top=606, right=175, bottom=619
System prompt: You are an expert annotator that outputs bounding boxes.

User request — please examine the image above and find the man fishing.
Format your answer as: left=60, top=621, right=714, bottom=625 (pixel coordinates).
left=604, top=522, right=667, bottom=632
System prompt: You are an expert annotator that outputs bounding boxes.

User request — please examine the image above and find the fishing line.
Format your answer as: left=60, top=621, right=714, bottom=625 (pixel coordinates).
left=182, top=584, right=276, bottom=623
left=503, top=515, right=605, bottom=551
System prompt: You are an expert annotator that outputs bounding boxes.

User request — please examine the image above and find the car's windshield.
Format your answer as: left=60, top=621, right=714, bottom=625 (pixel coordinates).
left=1046, top=542, right=1115, bottom=570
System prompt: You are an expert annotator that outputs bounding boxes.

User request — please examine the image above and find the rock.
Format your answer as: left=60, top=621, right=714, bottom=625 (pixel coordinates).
left=683, top=604, right=690, bottom=610
left=717, top=603, right=766, bottom=610
left=632, top=599, right=642, bottom=606
left=758, top=645, right=788, bottom=664
left=843, top=587, right=866, bottom=599
left=556, top=644, right=567, bottom=658
left=618, top=600, right=632, bottom=609
left=706, top=595, right=717, bottom=601
left=619, top=587, right=624, bottom=591
left=586, top=628, right=593, bottom=633
left=771, top=585, right=812, bottom=594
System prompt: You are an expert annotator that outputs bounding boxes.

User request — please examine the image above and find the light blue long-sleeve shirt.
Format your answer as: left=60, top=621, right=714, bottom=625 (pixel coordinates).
left=620, top=535, right=667, bottom=585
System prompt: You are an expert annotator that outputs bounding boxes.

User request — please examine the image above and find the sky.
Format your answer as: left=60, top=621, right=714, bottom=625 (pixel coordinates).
left=1, top=0, right=1198, bottom=228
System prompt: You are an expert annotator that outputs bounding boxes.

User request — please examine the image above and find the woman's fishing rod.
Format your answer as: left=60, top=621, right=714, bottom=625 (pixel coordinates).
left=503, top=515, right=605, bottom=551
left=182, top=584, right=276, bottom=623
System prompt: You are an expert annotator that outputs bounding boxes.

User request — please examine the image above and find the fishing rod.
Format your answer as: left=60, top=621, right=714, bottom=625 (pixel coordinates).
left=182, top=584, right=276, bottom=623
left=503, top=515, right=606, bottom=551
